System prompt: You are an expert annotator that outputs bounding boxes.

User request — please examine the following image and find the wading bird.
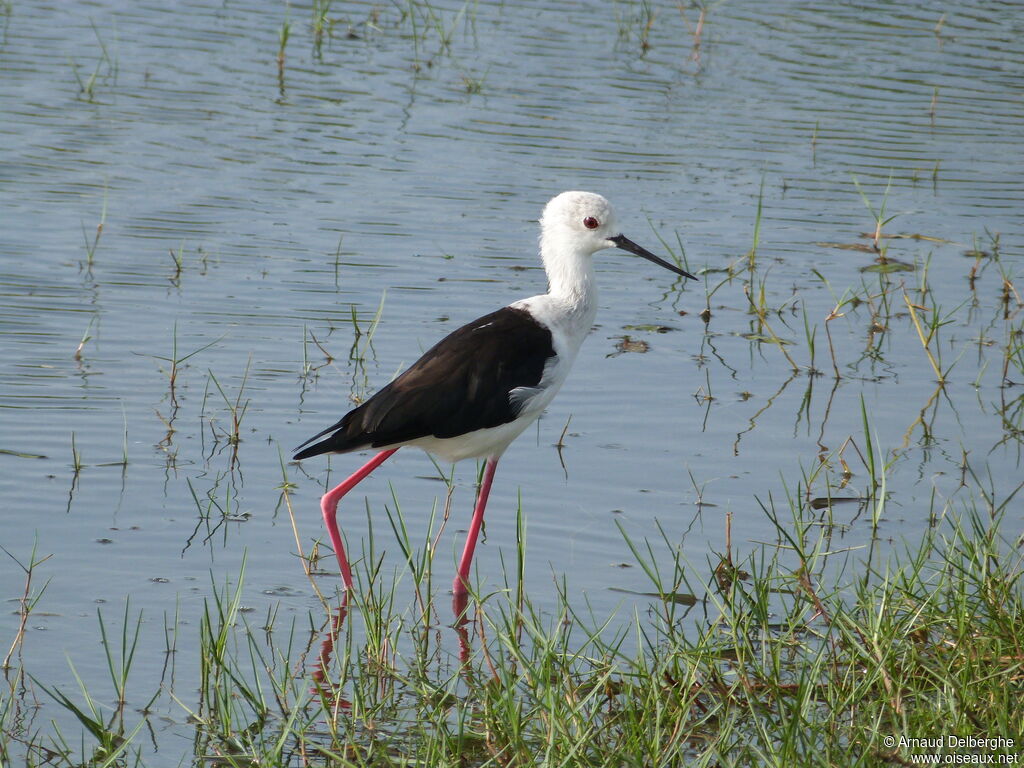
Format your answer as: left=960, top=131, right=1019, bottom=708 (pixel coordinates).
left=294, top=191, right=695, bottom=601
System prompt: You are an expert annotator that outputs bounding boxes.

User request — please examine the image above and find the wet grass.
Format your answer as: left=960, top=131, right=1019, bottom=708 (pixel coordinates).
left=80, top=186, right=107, bottom=271
left=3, top=470, right=1022, bottom=765
left=1, top=542, right=50, bottom=671
left=67, top=20, right=116, bottom=103
left=310, top=0, right=335, bottom=59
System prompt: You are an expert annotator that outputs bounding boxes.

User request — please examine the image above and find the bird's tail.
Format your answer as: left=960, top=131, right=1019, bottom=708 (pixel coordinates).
left=292, top=417, right=365, bottom=460
left=293, top=437, right=334, bottom=461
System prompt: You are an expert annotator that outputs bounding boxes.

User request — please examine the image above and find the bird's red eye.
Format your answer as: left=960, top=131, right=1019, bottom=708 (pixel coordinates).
left=583, top=216, right=599, bottom=229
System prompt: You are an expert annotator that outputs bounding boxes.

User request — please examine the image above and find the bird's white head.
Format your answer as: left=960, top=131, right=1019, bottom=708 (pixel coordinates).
left=537, top=191, right=695, bottom=303
left=540, top=190, right=619, bottom=257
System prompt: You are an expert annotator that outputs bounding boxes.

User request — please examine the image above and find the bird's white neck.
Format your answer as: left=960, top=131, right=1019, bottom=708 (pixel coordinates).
left=539, top=232, right=599, bottom=336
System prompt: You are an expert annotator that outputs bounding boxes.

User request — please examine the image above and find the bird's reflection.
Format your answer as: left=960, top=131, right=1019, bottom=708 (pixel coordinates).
left=310, top=594, right=350, bottom=706
left=311, top=589, right=479, bottom=692
left=452, top=590, right=473, bottom=666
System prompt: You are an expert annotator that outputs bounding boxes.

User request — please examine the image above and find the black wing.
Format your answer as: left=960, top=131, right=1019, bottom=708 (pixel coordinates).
left=293, top=306, right=555, bottom=460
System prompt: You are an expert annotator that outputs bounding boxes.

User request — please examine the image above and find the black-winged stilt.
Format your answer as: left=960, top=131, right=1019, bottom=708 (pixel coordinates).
left=294, top=191, right=695, bottom=601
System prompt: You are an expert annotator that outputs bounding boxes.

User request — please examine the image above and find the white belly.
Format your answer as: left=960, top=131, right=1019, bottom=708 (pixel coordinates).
left=403, top=414, right=543, bottom=463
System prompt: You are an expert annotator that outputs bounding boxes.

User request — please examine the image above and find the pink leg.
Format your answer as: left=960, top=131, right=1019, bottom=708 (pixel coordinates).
left=453, top=457, right=499, bottom=599
left=320, top=448, right=398, bottom=590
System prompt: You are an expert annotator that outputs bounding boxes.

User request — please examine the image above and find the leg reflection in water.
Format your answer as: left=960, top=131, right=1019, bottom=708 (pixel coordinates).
left=310, top=596, right=350, bottom=701
left=310, top=589, right=479, bottom=691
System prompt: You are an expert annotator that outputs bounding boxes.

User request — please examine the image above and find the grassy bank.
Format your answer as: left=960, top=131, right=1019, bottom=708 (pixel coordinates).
left=4, top=479, right=1022, bottom=766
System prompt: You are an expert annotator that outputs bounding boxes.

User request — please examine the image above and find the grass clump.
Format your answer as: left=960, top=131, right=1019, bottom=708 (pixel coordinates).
left=6, top=486, right=1021, bottom=765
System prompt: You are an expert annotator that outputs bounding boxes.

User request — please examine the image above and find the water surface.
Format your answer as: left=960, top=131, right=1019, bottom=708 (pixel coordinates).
left=1, top=0, right=1022, bottom=758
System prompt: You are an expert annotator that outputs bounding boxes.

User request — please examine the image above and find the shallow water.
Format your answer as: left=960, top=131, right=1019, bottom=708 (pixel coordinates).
left=1, top=0, right=1022, bottom=758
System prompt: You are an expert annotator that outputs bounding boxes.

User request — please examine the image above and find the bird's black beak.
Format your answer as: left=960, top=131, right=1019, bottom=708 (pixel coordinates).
left=609, top=234, right=696, bottom=280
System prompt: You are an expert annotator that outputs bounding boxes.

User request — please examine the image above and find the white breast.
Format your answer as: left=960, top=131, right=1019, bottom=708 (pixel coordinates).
left=405, top=295, right=596, bottom=464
